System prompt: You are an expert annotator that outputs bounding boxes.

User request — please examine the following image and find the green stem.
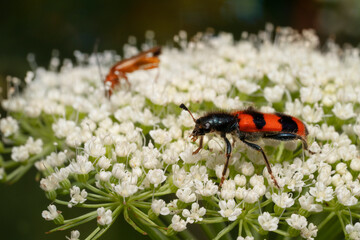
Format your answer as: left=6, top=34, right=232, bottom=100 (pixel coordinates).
left=239, top=219, right=243, bottom=236
left=273, top=229, right=290, bottom=237
left=243, top=221, right=252, bottom=237
left=54, top=199, right=117, bottom=208
left=123, top=208, right=147, bottom=235
left=89, top=205, right=123, bottom=240
left=129, top=205, right=167, bottom=233
left=214, top=219, right=239, bottom=240
left=342, top=210, right=360, bottom=219
left=318, top=211, right=336, bottom=230
left=200, top=217, right=225, bottom=224
left=48, top=214, right=98, bottom=233
left=84, top=183, right=113, bottom=198
left=336, top=212, right=346, bottom=235
left=84, top=227, right=101, bottom=240
left=200, top=223, right=216, bottom=239
left=2, top=160, right=20, bottom=169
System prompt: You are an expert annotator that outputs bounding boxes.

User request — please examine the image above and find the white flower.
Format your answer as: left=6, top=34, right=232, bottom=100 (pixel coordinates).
left=346, top=222, right=360, bottom=240
left=220, top=180, right=236, bottom=200
left=272, top=192, right=295, bottom=208
left=11, top=145, right=29, bottom=162
left=234, top=174, right=246, bottom=186
left=66, top=230, right=80, bottom=240
left=286, top=214, right=308, bottom=230
left=301, top=223, right=318, bottom=240
left=264, top=85, right=284, bottom=103
left=141, top=142, right=161, bottom=169
left=239, top=161, right=254, bottom=176
left=179, top=145, right=202, bottom=164
left=258, top=212, right=279, bottom=231
left=170, top=215, right=187, bottom=232
left=52, top=119, right=77, bottom=138
left=68, top=155, right=94, bottom=175
left=0, top=116, right=19, bottom=137
left=194, top=179, right=218, bottom=197
left=182, top=203, right=206, bottom=223
left=350, top=157, right=360, bottom=171
left=309, top=182, right=334, bottom=203
left=89, top=107, right=110, bottom=123
left=336, top=186, right=358, bottom=206
left=40, top=175, right=59, bottom=192
left=97, top=207, right=112, bottom=226
left=172, top=165, right=193, bottom=188
left=113, top=181, right=138, bottom=197
left=300, top=86, right=322, bottom=103
left=149, top=129, right=172, bottom=145
left=285, top=99, right=303, bottom=116
left=96, top=170, right=112, bottom=182
left=42, top=204, right=59, bottom=220
left=218, top=199, right=242, bottom=221
left=235, top=79, right=260, bottom=95
left=69, top=186, right=87, bottom=206
left=146, top=169, right=167, bottom=187
left=151, top=199, right=170, bottom=216
left=332, top=102, right=356, bottom=120
left=53, top=167, right=70, bottom=182
left=84, top=136, right=106, bottom=158
left=176, top=187, right=196, bottom=203
left=162, top=148, right=180, bottom=164
left=302, top=104, right=324, bottom=123
left=97, top=156, right=111, bottom=170
left=45, top=151, right=68, bottom=167
left=298, top=193, right=323, bottom=212
left=111, top=163, right=126, bottom=179
left=114, top=139, right=137, bottom=157
left=80, top=118, right=96, bottom=132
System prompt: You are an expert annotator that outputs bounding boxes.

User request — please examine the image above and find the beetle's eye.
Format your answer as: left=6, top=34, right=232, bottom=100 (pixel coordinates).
left=204, top=122, right=210, bottom=129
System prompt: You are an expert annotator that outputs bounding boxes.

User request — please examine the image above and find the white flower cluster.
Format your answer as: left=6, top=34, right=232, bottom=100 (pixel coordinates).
left=1, top=27, right=360, bottom=239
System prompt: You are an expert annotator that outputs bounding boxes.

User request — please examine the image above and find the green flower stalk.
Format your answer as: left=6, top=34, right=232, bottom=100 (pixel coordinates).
left=1, top=26, right=360, bottom=239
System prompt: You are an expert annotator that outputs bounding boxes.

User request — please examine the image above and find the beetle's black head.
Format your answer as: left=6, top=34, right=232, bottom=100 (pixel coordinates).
left=179, top=103, right=214, bottom=141
left=190, top=117, right=214, bottom=140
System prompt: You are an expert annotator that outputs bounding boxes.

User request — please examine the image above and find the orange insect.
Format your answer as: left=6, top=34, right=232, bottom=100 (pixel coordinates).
left=104, top=46, right=161, bottom=96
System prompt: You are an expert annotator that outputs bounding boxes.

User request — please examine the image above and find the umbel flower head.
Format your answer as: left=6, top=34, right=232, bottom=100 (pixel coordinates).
left=1, top=26, right=360, bottom=239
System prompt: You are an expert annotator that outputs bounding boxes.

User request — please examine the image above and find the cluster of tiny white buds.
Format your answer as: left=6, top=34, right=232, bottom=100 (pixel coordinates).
left=346, top=222, right=360, bottom=240
left=258, top=212, right=279, bottom=231
left=170, top=215, right=187, bottom=232
left=0, top=116, right=19, bottom=137
left=286, top=214, right=308, bottom=230
left=66, top=230, right=80, bottom=240
left=97, top=207, right=112, bottom=226
left=42, top=204, right=60, bottom=221
left=151, top=199, right=170, bottom=216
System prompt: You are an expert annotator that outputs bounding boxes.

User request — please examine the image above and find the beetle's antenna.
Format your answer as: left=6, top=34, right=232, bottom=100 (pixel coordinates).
left=179, top=103, right=196, bottom=122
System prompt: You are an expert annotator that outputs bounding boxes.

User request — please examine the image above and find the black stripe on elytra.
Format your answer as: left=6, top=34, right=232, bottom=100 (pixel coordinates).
left=247, top=111, right=266, bottom=129
left=276, top=113, right=298, bottom=133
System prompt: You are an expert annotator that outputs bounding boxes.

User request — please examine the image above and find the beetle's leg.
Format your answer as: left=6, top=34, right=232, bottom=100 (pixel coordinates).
left=240, top=138, right=280, bottom=188
left=219, top=134, right=232, bottom=189
left=263, top=133, right=314, bottom=154
left=193, top=136, right=203, bottom=155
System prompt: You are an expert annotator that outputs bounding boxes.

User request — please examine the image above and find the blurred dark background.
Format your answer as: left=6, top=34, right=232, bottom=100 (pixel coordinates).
left=1, top=0, right=360, bottom=239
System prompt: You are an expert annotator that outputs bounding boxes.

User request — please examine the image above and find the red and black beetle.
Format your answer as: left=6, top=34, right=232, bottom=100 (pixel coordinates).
left=179, top=103, right=312, bottom=189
